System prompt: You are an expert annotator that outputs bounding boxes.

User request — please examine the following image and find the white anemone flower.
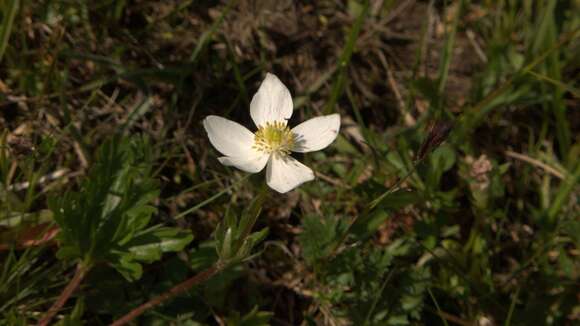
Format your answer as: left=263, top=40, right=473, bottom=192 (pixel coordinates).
left=203, top=73, right=341, bottom=193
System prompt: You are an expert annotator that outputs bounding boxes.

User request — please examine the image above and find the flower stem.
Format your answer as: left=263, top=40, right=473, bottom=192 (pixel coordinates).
left=38, top=262, right=89, bottom=326
left=110, top=264, right=222, bottom=326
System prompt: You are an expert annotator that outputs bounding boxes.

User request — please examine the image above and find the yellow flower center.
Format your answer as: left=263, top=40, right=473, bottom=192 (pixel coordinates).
left=253, top=121, right=295, bottom=155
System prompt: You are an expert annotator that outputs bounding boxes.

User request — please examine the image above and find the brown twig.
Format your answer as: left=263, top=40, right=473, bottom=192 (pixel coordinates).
left=38, top=263, right=89, bottom=326
left=376, top=50, right=416, bottom=127
left=505, top=150, right=566, bottom=179
left=316, top=171, right=350, bottom=189
left=435, top=310, right=476, bottom=326
left=110, top=264, right=222, bottom=326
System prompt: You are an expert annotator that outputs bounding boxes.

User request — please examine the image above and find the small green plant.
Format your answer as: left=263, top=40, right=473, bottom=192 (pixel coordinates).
left=110, top=192, right=269, bottom=325
left=40, top=137, right=192, bottom=325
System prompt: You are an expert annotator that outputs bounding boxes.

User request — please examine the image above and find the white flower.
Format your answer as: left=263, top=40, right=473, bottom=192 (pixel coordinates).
left=203, top=73, right=341, bottom=193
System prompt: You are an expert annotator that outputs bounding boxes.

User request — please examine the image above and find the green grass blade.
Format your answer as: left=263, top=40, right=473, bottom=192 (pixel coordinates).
left=324, top=0, right=369, bottom=114
left=0, top=0, right=19, bottom=63
left=173, top=175, right=250, bottom=220
left=525, top=70, right=580, bottom=98
left=456, top=28, right=580, bottom=135
left=427, top=287, right=450, bottom=326
left=531, top=0, right=571, bottom=161
left=436, top=0, right=463, bottom=96
left=504, top=286, right=520, bottom=326
left=189, top=0, right=237, bottom=63
left=547, top=161, right=580, bottom=224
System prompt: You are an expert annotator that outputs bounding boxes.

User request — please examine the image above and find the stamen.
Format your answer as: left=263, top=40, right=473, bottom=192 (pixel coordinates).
left=253, top=121, right=296, bottom=155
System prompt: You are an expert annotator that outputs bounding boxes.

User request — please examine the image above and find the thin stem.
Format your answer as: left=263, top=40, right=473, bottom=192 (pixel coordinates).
left=38, top=262, right=89, bottom=326
left=326, top=159, right=422, bottom=260
left=363, top=268, right=395, bottom=326
left=173, top=174, right=250, bottom=220
left=504, top=286, right=520, bottom=326
left=324, top=0, right=369, bottom=114
left=110, top=264, right=222, bottom=326
left=427, top=287, right=449, bottom=326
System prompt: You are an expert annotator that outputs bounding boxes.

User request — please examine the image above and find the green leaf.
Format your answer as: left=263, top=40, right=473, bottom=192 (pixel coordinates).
left=109, top=251, right=143, bottom=281
left=215, top=193, right=267, bottom=263
left=190, top=241, right=219, bottom=270
left=225, top=306, right=273, bottom=326
left=106, top=226, right=193, bottom=281
left=122, top=227, right=194, bottom=263
left=220, top=228, right=234, bottom=260
left=299, top=215, right=345, bottom=264
left=351, top=209, right=390, bottom=240
left=430, top=145, right=456, bottom=173
left=351, top=188, right=420, bottom=240
left=55, top=246, right=81, bottom=261
left=238, top=227, right=269, bottom=261
left=49, top=136, right=167, bottom=281
left=427, top=144, right=456, bottom=188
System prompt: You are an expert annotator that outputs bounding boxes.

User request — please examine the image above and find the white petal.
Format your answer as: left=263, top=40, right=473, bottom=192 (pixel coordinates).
left=250, top=73, right=293, bottom=127
left=266, top=155, right=314, bottom=194
left=203, top=115, right=254, bottom=157
left=218, top=151, right=269, bottom=173
left=291, top=114, right=340, bottom=153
